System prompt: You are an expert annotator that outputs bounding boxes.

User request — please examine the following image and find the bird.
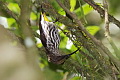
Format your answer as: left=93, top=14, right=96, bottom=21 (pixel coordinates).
left=39, top=9, right=79, bottom=64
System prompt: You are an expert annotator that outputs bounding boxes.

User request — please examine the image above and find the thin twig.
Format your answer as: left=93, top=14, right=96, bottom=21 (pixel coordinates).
left=0, top=1, right=19, bottom=22
left=56, top=0, right=105, bottom=53
left=103, top=0, right=110, bottom=38
left=83, top=0, right=120, bottom=29
left=103, top=0, right=120, bottom=60
left=56, top=0, right=120, bottom=70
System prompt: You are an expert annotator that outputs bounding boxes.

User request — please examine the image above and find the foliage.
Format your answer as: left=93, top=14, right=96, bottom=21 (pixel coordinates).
left=0, top=0, right=120, bottom=80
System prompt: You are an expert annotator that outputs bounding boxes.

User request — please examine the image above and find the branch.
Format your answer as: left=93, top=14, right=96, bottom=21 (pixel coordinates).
left=56, top=0, right=120, bottom=71
left=18, top=0, right=40, bottom=70
left=55, top=0, right=104, bottom=53
left=103, top=0, right=120, bottom=62
left=103, top=0, right=110, bottom=38
left=103, top=0, right=120, bottom=60
left=83, top=0, right=120, bottom=28
left=39, top=1, right=119, bottom=78
left=0, top=1, right=19, bottom=22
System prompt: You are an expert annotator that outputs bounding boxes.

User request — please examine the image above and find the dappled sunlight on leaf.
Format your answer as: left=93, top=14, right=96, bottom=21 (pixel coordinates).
left=74, top=4, right=93, bottom=18
left=86, top=26, right=100, bottom=35
left=7, top=3, right=20, bottom=14
left=30, top=12, right=37, bottom=20
left=70, top=0, right=76, bottom=12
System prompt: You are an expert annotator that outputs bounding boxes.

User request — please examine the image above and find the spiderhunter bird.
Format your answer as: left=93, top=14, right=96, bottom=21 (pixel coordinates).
left=39, top=9, right=79, bottom=64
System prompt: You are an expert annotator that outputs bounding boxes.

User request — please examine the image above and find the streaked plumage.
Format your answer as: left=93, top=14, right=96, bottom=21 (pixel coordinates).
left=39, top=12, right=79, bottom=64
left=40, top=13, right=60, bottom=55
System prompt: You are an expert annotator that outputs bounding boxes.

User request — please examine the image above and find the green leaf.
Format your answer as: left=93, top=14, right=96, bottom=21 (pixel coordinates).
left=7, top=18, right=16, bottom=27
left=86, top=26, right=100, bottom=35
left=58, top=8, right=66, bottom=15
left=30, top=12, right=37, bottom=20
left=43, top=67, right=63, bottom=80
left=31, top=26, right=38, bottom=31
left=59, top=32, right=68, bottom=48
left=47, top=0, right=65, bottom=15
left=70, top=44, right=77, bottom=51
left=70, top=0, right=76, bottom=11
left=7, top=3, right=20, bottom=14
left=37, top=43, right=42, bottom=48
left=74, top=4, right=93, bottom=18
left=70, top=76, right=81, bottom=80
left=77, top=0, right=87, bottom=24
